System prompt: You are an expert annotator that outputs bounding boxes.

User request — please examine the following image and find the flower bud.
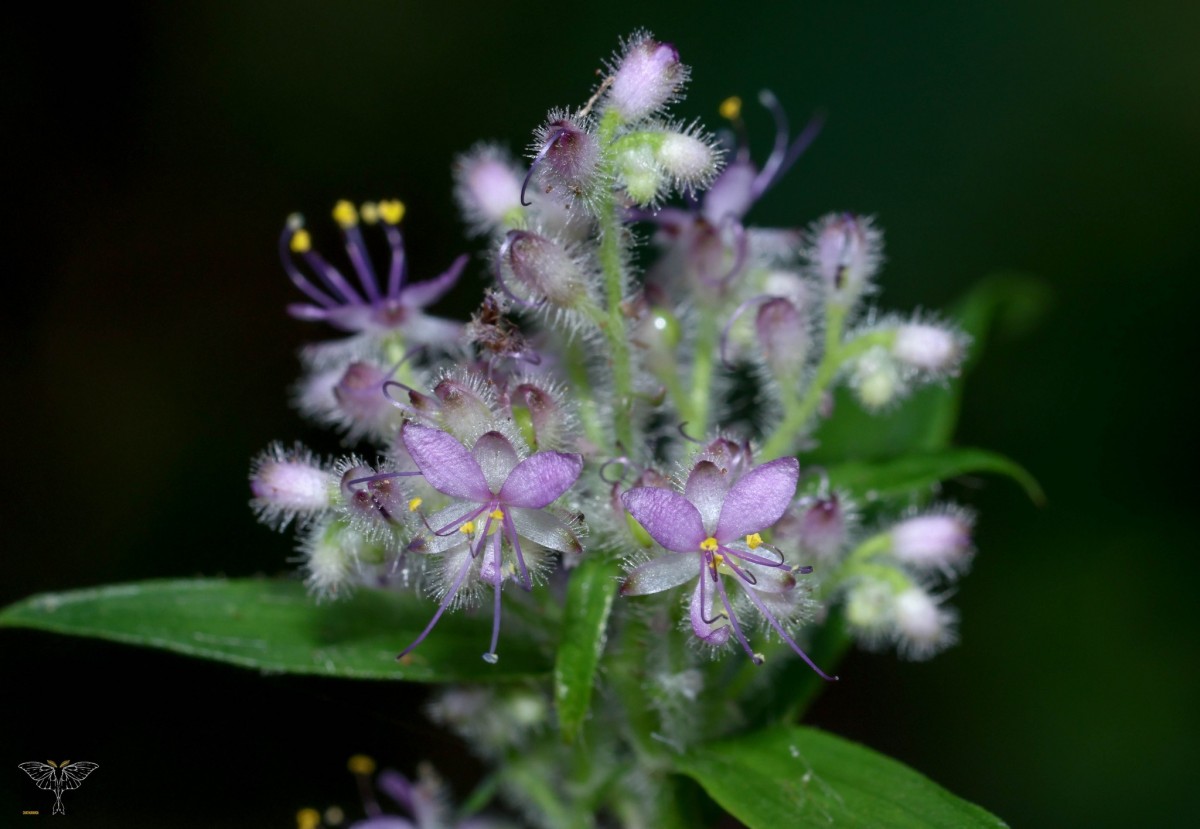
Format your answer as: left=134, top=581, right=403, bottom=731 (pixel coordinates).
left=890, top=511, right=974, bottom=573
left=333, top=362, right=402, bottom=441
left=893, top=588, right=957, bottom=660
left=606, top=33, right=688, bottom=121
left=844, top=579, right=894, bottom=644
left=756, top=296, right=809, bottom=378
left=338, top=463, right=409, bottom=540
left=777, top=494, right=848, bottom=563
left=656, top=131, right=720, bottom=194
left=299, top=519, right=365, bottom=599
left=510, top=377, right=573, bottom=452
left=454, top=145, right=524, bottom=235
left=807, top=213, right=883, bottom=306
left=851, top=347, right=903, bottom=410
left=249, top=443, right=335, bottom=529
left=892, top=322, right=966, bottom=374
left=616, top=144, right=664, bottom=206
left=500, top=230, right=590, bottom=309
left=532, top=115, right=601, bottom=205
left=432, top=374, right=498, bottom=444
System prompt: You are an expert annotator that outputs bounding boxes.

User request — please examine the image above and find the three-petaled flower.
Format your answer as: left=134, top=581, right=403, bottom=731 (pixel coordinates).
left=620, top=455, right=834, bottom=678
left=280, top=200, right=467, bottom=348
left=400, top=423, right=583, bottom=663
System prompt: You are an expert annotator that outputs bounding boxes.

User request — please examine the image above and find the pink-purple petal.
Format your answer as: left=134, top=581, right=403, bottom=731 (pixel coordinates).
left=684, top=460, right=730, bottom=534
left=620, top=487, right=707, bottom=553
left=621, top=553, right=700, bottom=596
left=398, top=254, right=468, bottom=309
left=472, top=431, right=519, bottom=494
left=715, top=457, right=799, bottom=542
left=402, top=423, right=491, bottom=501
left=690, top=576, right=731, bottom=646
left=498, top=451, right=583, bottom=508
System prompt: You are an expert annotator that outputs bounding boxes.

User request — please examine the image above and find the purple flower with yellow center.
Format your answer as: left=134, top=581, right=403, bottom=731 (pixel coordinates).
left=400, top=423, right=583, bottom=663
left=620, top=456, right=835, bottom=679
left=280, top=199, right=466, bottom=347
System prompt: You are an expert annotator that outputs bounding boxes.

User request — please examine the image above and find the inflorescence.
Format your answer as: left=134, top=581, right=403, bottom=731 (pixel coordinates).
left=251, top=31, right=974, bottom=678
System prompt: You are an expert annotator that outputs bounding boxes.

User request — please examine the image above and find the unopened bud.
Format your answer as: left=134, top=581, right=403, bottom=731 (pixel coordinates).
left=656, top=131, right=720, bottom=194
left=852, top=347, right=903, bottom=410
left=808, top=213, right=883, bottom=305
left=433, top=375, right=498, bottom=444
left=533, top=115, right=601, bottom=204
left=249, top=444, right=335, bottom=529
left=779, top=495, right=848, bottom=563
left=300, top=519, right=364, bottom=599
left=891, top=511, right=973, bottom=573
left=455, top=145, right=523, bottom=234
left=333, top=362, right=400, bottom=440
left=844, top=579, right=894, bottom=642
left=756, top=296, right=809, bottom=378
left=501, top=230, right=589, bottom=308
left=893, top=588, right=957, bottom=660
left=510, top=378, right=572, bottom=451
left=893, top=322, right=966, bottom=374
left=607, top=33, right=688, bottom=121
left=616, top=144, right=664, bottom=205
left=339, top=463, right=409, bottom=538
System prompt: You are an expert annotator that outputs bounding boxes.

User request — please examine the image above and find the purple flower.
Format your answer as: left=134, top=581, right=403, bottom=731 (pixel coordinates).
left=400, top=423, right=583, bottom=663
left=620, top=456, right=834, bottom=678
left=280, top=200, right=466, bottom=347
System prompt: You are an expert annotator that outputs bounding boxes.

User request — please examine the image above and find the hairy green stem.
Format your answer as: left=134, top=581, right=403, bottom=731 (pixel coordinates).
left=687, top=304, right=719, bottom=436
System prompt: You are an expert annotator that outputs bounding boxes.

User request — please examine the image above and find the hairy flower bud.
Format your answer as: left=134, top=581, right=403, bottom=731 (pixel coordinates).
left=249, top=443, right=335, bottom=529
left=893, top=588, right=957, bottom=660
left=777, top=494, right=848, bottom=563
left=432, top=374, right=499, bottom=445
left=531, top=114, right=602, bottom=207
left=338, top=462, right=410, bottom=541
left=333, top=362, right=402, bottom=441
left=499, top=230, right=590, bottom=309
left=893, top=322, right=967, bottom=374
left=656, top=131, right=721, bottom=194
left=606, top=33, right=688, bottom=121
left=890, top=511, right=974, bottom=573
left=510, top=377, right=574, bottom=452
left=454, top=144, right=524, bottom=235
left=755, top=296, right=809, bottom=378
left=807, top=213, right=883, bottom=306
left=851, top=347, right=903, bottom=410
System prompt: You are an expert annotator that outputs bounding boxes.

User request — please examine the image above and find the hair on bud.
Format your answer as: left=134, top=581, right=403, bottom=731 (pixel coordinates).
left=605, top=31, right=690, bottom=121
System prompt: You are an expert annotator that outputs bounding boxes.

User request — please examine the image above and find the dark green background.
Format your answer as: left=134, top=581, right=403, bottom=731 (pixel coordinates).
left=5, top=2, right=1196, bottom=826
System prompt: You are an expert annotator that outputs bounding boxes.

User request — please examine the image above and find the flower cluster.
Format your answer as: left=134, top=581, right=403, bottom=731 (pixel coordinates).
left=250, top=31, right=976, bottom=683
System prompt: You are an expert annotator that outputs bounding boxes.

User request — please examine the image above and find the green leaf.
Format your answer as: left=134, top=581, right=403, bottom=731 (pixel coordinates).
left=809, top=273, right=1051, bottom=463
left=674, top=726, right=1008, bottom=829
left=822, top=447, right=1044, bottom=504
left=0, top=578, right=549, bottom=681
left=554, top=554, right=621, bottom=742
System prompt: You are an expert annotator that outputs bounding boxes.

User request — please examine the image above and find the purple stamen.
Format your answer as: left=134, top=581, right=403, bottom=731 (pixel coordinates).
left=301, top=248, right=366, bottom=305
left=599, top=457, right=633, bottom=485
left=381, top=222, right=408, bottom=298
left=714, top=574, right=761, bottom=664
left=345, top=470, right=421, bottom=489
left=716, top=551, right=758, bottom=586
left=398, top=547, right=476, bottom=661
left=721, top=543, right=786, bottom=569
left=279, top=228, right=338, bottom=308
left=341, top=223, right=382, bottom=303
left=425, top=503, right=489, bottom=538
left=502, top=511, right=534, bottom=591
left=754, top=90, right=824, bottom=199
left=484, top=530, right=503, bottom=663
left=677, top=422, right=703, bottom=444
left=738, top=584, right=837, bottom=680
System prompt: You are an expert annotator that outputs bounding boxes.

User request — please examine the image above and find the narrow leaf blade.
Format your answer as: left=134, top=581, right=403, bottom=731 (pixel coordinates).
left=823, top=447, right=1044, bottom=504
left=675, top=726, right=1007, bottom=828
left=0, top=579, right=549, bottom=681
left=554, top=554, right=620, bottom=742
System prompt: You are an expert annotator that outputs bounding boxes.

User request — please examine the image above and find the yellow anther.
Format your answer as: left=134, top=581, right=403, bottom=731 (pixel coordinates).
left=712, top=552, right=725, bottom=567
left=359, top=201, right=380, bottom=224
left=324, top=806, right=345, bottom=825
left=347, top=754, right=376, bottom=775
left=378, top=199, right=406, bottom=225
left=719, top=96, right=743, bottom=121
left=332, top=200, right=358, bottom=228
left=490, top=509, right=505, bottom=520
left=700, top=537, right=719, bottom=552
left=289, top=229, right=312, bottom=253
left=407, top=497, right=423, bottom=512
left=460, top=521, right=476, bottom=535
left=745, top=532, right=763, bottom=549
left=296, top=808, right=321, bottom=829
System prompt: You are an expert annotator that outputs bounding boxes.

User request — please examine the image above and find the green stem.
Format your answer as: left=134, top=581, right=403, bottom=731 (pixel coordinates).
left=595, top=110, right=636, bottom=454
left=760, top=306, right=894, bottom=459
left=687, top=304, right=719, bottom=436
left=564, top=334, right=607, bottom=450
